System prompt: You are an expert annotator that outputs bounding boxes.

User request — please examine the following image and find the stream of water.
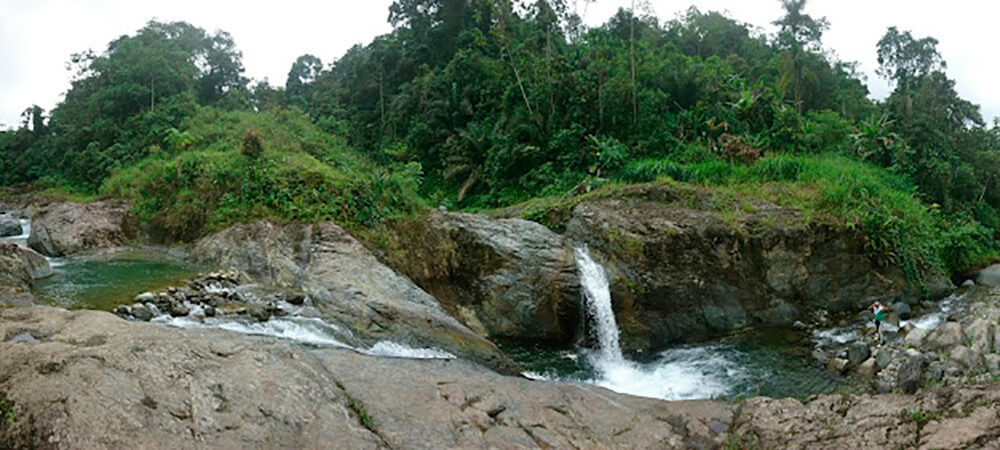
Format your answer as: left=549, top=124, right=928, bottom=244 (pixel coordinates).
left=506, top=246, right=846, bottom=401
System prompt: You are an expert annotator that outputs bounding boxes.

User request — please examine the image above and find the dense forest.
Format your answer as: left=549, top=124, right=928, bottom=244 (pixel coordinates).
left=1, top=0, right=999, bottom=288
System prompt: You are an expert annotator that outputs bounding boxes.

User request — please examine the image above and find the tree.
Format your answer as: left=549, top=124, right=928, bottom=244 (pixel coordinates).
left=772, top=0, right=828, bottom=113
left=285, top=54, right=324, bottom=109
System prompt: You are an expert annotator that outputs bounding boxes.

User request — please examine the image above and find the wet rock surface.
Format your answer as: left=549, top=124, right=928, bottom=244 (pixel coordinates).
left=0, top=307, right=733, bottom=449
left=380, top=210, right=582, bottom=343
left=189, top=221, right=519, bottom=374
left=0, top=242, right=45, bottom=307
left=0, top=216, right=22, bottom=237
left=27, top=200, right=138, bottom=256
left=558, top=183, right=946, bottom=350
left=4, top=307, right=1000, bottom=449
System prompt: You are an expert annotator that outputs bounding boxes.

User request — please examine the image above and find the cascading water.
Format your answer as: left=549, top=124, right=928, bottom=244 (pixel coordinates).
left=573, top=246, right=624, bottom=364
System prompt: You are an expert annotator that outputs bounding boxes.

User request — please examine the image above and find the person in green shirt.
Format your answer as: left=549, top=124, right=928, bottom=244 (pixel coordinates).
left=867, top=301, right=888, bottom=345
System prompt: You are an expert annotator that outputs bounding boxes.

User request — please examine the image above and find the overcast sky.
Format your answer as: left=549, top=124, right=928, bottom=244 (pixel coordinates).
left=1, top=0, right=998, bottom=129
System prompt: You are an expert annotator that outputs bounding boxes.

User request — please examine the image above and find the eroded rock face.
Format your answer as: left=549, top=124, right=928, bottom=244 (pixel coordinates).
left=0, top=307, right=733, bottom=449
left=562, top=183, right=947, bottom=350
left=190, top=221, right=519, bottom=374
left=381, top=211, right=581, bottom=343
left=4, top=307, right=1000, bottom=449
left=27, top=200, right=138, bottom=256
left=0, top=243, right=47, bottom=307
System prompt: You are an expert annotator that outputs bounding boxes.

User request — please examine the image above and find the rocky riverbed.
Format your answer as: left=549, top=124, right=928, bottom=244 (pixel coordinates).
left=4, top=194, right=1000, bottom=449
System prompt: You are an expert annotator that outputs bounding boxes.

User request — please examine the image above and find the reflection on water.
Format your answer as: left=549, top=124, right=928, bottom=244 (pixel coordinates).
left=33, top=251, right=200, bottom=311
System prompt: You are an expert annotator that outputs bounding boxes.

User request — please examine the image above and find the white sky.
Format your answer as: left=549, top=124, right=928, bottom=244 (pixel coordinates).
left=1, top=0, right=998, bottom=129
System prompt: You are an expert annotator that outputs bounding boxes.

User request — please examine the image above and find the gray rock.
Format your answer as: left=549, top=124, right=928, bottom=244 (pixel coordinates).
left=248, top=304, right=271, bottom=322
left=904, top=327, right=929, bottom=348
left=0, top=307, right=735, bottom=450
left=286, top=292, right=307, bottom=305
left=966, top=319, right=994, bottom=354
left=875, top=349, right=893, bottom=371
left=113, top=305, right=131, bottom=317
left=169, top=303, right=190, bottom=317
left=977, top=264, right=1000, bottom=286
left=962, top=279, right=975, bottom=288
left=27, top=200, right=137, bottom=256
left=897, top=354, right=925, bottom=394
left=135, top=292, right=156, bottom=303
left=131, top=304, right=153, bottom=321
left=925, top=362, right=946, bottom=383
left=0, top=217, right=22, bottom=237
left=873, top=379, right=894, bottom=394
left=827, top=358, right=849, bottom=373
left=203, top=306, right=216, bottom=317
left=892, top=302, right=912, bottom=320
left=848, top=341, right=872, bottom=368
left=856, top=358, right=877, bottom=378
left=948, top=346, right=984, bottom=371
left=191, top=221, right=519, bottom=374
left=0, top=243, right=38, bottom=307
left=922, top=322, right=965, bottom=351
left=985, top=354, right=1000, bottom=373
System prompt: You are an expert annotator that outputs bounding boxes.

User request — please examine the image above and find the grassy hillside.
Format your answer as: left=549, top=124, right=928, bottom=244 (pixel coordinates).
left=101, top=108, right=423, bottom=241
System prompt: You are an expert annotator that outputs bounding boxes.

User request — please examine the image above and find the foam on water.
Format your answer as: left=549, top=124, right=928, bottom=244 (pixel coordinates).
left=571, top=246, right=741, bottom=400
left=155, top=312, right=454, bottom=360
left=907, top=292, right=965, bottom=330
left=364, top=341, right=455, bottom=359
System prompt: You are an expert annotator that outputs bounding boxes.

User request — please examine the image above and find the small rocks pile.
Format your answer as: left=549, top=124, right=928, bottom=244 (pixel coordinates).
left=114, top=270, right=309, bottom=323
left=815, top=285, right=1000, bottom=395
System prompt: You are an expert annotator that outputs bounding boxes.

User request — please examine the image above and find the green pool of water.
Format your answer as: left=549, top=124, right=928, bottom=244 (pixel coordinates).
left=33, top=250, right=200, bottom=311
left=497, top=328, right=848, bottom=400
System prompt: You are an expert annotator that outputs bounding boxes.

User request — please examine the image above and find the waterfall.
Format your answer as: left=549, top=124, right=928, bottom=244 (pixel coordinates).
left=573, top=246, right=623, bottom=364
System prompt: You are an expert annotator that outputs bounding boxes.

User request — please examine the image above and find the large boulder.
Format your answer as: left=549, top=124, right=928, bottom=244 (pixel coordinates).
left=27, top=200, right=138, bottom=256
left=923, top=322, right=965, bottom=352
left=848, top=341, right=872, bottom=368
left=0, top=243, right=42, bottom=307
left=379, top=211, right=581, bottom=343
left=897, top=354, right=925, bottom=394
left=967, top=319, right=995, bottom=354
left=0, top=216, right=22, bottom=237
left=559, top=183, right=943, bottom=349
left=977, top=264, right=1000, bottom=287
left=0, top=307, right=733, bottom=449
left=191, top=221, right=519, bottom=374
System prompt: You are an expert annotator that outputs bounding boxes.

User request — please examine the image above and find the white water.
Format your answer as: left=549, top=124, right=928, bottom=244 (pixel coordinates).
left=906, top=292, right=965, bottom=330
left=153, top=311, right=455, bottom=360
left=570, top=246, right=740, bottom=400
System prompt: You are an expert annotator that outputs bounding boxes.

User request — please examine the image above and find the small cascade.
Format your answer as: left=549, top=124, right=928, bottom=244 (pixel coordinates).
left=573, top=245, right=623, bottom=364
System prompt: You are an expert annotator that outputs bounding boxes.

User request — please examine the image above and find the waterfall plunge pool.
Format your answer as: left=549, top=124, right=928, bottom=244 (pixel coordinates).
left=497, top=246, right=849, bottom=402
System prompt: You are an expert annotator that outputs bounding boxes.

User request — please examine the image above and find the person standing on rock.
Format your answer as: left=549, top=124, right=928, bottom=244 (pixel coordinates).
left=867, top=301, right=887, bottom=345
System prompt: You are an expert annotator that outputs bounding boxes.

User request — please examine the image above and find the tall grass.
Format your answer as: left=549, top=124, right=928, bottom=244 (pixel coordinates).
left=102, top=107, right=424, bottom=241
left=617, top=153, right=995, bottom=285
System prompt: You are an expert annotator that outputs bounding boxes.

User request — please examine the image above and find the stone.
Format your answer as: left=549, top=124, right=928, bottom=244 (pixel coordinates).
left=382, top=211, right=582, bottom=343
left=0, top=307, right=733, bottom=449
left=966, top=319, right=994, bottom=354
left=135, top=292, right=156, bottom=303
left=27, top=200, right=138, bottom=256
left=856, top=358, right=876, bottom=378
left=873, top=379, right=894, bottom=394
left=248, top=304, right=271, bottom=322
left=286, top=292, right=307, bottom=305
left=897, top=354, right=925, bottom=394
left=191, top=221, right=520, bottom=374
left=0, top=243, right=38, bottom=307
left=977, top=264, right=1000, bottom=286
left=169, top=302, right=190, bottom=317
left=985, top=354, right=1000, bottom=373
left=922, top=322, right=965, bottom=351
left=827, top=358, right=849, bottom=373
left=203, top=306, right=216, bottom=317
left=848, top=341, right=871, bottom=368
left=961, top=279, right=975, bottom=288
left=0, top=216, right=22, bottom=237
left=903, top=327, right=929, bottom=348
left=875, top=349, right=893, bottom=371
left=130, top=304, right=153, bottom=321
left=113, top=305, right=131, bottom=317
left=891, top=301, right=912, bottom=320
left=948, top=346, right=984, bottom=371
left=925, top=362, right=946, bottom=383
